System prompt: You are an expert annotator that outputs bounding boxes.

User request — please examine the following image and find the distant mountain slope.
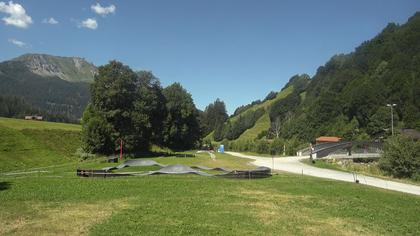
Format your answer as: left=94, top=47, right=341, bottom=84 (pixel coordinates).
left=0, top=58, right=91, bottom=122
left=12, top=54, right=97, bottom=83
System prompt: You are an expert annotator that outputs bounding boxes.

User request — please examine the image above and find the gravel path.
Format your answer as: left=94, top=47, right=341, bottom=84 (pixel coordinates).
left=196, top=151, right=216, bottom=160
left=226, top=152, right=420, bottom=196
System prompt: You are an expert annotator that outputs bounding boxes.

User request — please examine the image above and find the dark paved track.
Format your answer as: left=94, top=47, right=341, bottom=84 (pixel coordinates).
left=78, top=159, right=271, bottom=179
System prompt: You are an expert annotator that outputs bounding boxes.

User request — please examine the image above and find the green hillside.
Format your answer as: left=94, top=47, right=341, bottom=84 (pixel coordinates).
left=236, top=85, right=294, bottom=141
left=209, top=13, right=420, bottom=153
left=237, top=113, right=270, bottom=141
left=0, top=60, right=91, bottom=122
left=206, top=76, right=305, bottom=143
left=0, top=117, right=81, bottom=172
left=284, top=12, right=420, bottom=142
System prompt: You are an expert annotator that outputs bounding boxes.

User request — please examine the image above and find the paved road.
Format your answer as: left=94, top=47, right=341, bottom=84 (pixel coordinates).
left=226, top=152, right=420, bottom=196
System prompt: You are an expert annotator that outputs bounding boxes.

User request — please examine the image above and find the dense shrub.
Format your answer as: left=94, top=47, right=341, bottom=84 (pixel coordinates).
left=256, top=130, right=268, bottom=140
left=223, top=136, right=304, bottom=156
left=379, top=135, right=420, bottom=180
left=256, top=140, right=270, bottom=154
left=270, top=138, right=284, bottom=155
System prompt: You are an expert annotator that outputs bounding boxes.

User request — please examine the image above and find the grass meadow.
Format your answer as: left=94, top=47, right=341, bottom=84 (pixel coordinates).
left=0, top=117, right=419, bottom=235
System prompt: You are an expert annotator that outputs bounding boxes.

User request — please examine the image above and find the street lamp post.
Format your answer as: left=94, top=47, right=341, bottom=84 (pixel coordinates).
left=386, top=104, right=397, bottom=136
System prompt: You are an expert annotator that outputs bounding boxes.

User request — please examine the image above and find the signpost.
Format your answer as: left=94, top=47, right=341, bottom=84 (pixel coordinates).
left=270, top=149, right=275, bottom=174
left=119, top=138, right=123, bottom=161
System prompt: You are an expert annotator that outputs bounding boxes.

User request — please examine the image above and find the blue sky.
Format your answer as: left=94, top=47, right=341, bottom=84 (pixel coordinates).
left=1, top=0, right=420, bottom=114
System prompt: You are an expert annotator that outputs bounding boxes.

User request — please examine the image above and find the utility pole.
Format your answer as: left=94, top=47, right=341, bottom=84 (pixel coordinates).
left=386, top=104, right=397, bottom=136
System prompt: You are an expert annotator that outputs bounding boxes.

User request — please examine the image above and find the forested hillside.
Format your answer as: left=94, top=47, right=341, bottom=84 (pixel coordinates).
left=0, top=56, right=93, bottom=122
left=206, top=12, right=420, bottom=154
left=289, top=12, right=420, bottom=141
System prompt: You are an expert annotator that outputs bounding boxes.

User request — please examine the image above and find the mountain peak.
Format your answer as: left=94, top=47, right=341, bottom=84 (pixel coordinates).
left=12, top=53, right=97, bottom=83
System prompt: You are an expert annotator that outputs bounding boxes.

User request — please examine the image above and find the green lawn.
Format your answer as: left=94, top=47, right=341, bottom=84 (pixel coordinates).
left=1, top=117, right=419, bottom=235
left=0, top=122, right=81, bottom=172
left=2, top=164, right=419, bottom=235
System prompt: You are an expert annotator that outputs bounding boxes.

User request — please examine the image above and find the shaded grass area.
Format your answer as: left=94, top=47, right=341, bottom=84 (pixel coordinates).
left=0, top=181, right=12, bottom=191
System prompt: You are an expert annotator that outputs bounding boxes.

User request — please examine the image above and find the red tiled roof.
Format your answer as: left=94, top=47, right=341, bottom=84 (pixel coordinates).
left=316, top=136, right=341, bottom=142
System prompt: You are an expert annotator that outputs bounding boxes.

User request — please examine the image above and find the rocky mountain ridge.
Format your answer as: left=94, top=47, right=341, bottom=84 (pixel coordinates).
left=12, top=53, right=97, bottom=83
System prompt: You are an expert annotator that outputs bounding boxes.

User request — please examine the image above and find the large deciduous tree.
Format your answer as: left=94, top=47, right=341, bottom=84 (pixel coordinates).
left=82, top=61, right=166, bottom=154
left=162, top=83, right=200, bottom=150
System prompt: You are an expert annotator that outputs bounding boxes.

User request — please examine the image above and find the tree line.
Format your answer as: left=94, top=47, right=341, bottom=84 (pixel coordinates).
left=82, top=61, right=200, bottom=154
left=0, top=60, right=90, bottom=123
left=0, top=95, right=80, bottom=123
left=202, top=13, right=420, bottom=172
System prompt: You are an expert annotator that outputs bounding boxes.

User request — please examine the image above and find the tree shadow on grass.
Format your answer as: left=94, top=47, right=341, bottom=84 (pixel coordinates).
left=0, top=181, right=12, bottom=191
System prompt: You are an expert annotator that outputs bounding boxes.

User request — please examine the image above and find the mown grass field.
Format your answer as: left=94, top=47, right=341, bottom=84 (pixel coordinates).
left=1, top=117, right=419, bottom=235
left=0, top=118, right=81, bottom=172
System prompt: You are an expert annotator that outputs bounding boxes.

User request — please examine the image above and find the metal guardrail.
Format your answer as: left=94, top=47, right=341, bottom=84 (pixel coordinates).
left=324, top=153, right=381, bottom=159
left=297, top=141, right=383, bottom=158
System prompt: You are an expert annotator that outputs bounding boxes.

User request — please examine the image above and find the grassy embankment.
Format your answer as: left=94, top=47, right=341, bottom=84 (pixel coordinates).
left=1, top=117, right=419, bottom=235
left=0, top=117, right=81, bottom=172
left=302, top=158, right=420, bottom=186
